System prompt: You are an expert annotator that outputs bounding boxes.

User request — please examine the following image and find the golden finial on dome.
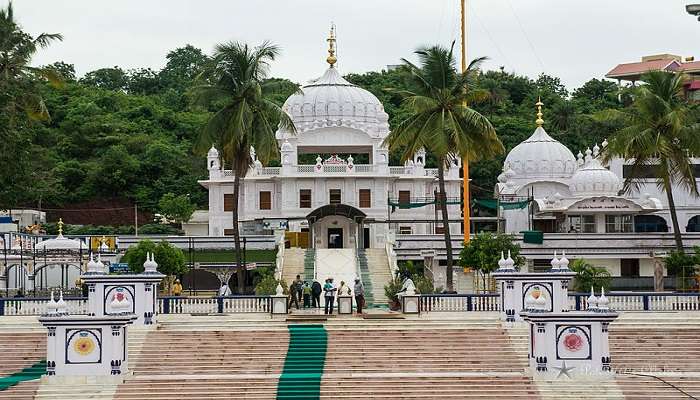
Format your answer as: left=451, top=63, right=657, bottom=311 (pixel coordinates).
left=57, top=218, right=64, bottom=235
left=326, top=23, right=337, bottom=67
left=535, top=97, right=544, bottom=127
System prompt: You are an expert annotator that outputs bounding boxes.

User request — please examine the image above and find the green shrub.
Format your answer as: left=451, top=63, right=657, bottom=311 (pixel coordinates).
left=384, top=275, right=404, bottom=305
left=570, top=259, right=612, bottom=292
left=254, top=275, right=288, bottom=296
left=414, top=276, right=442, bottom=294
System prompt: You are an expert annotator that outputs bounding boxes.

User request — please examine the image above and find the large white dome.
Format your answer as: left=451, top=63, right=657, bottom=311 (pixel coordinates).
left=280, top=67, right=389, bottom=138
left=569, top=147, right=622, bottom=197
left=504, top=126, right=577, bottom=179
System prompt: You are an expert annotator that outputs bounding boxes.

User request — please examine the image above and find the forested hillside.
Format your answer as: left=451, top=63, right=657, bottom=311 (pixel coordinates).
left=5, top=43, right=625, bottom=222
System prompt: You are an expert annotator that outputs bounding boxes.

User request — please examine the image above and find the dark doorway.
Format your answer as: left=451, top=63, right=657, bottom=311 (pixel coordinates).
left=363, top=227, right=370, bottom=249
left=328, top=228, right=343, bottom=248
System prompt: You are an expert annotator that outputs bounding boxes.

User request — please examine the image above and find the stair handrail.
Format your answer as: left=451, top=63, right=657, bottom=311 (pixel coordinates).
left=274, top=232, right=285, bottom=280
left=312, top=248, right=317, bottom=281
left=385, top=230, right=399, bottom=277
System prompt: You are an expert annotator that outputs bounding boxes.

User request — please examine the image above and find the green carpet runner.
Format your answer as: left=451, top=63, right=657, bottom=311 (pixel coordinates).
left=0, top=360, right=46, bottom=391
left=276, top=324, right=327, bottom=400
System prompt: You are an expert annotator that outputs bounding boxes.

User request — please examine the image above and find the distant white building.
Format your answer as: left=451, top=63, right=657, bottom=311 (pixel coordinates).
left=199, top=41, right=461, bottom=250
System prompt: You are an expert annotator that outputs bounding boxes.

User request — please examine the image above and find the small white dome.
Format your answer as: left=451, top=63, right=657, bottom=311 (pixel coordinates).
left=207, top=145, right=219, bottom=157
left=280, top=67, right=389, bottom=138
left=504, top=127, right=577, bottom=179
left=35, top=234, right=84, bottom=251
left=280, top=139, right=293, bottom=152
left=569, top=149, right=621, bottom=197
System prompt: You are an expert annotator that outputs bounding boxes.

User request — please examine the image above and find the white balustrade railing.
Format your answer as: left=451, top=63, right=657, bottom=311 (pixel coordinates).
left=322, top=165, right=346, bottom=173
left=424, top=168, right=440, bottom=177
left=1, top=298, right=89, bottom=316
left=419, top=295, right=500, bottom=312
left=354, top=165, right=375, bottom=173
left=389, top=166, right=407, bottom=175
left=222, top=297, right=271, bottom=313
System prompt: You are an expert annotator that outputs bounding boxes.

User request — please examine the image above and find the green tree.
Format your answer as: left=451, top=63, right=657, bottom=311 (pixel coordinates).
left=159, top=45, right=209, bottom=92
left=569, top=259, right=612, bottom=293
left=190, top=41, right=294, bottom=293
left=384, top=43, right=504, bottom=292
left=81, top=67, right=128, bottom=91
left=459, top=232, right=525, bottom=293
left=158, top=192, right=196, bottom=224
left=121, top=239, right=188, bottom=294
left=664, top=248, right=699, bottom=291
left=599, top=71, right=700, bottom=251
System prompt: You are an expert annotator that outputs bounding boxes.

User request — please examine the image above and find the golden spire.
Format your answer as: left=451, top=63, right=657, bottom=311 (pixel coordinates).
left=57, top=218, right=64, bottom=235
left=535, top=97, right=544, bottom=127
left=326, top=23, right=337, bottom=67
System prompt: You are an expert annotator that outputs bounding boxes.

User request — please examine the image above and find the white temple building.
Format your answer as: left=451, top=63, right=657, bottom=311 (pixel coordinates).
left=199, top=30, right=462, bottom=251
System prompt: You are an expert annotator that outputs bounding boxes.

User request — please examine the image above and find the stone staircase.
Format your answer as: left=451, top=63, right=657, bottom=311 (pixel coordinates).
left=360, top=248, right=392, bottom=306
left=303, top=248, right=315, bottom=281
left=356, top=249, right=376, bottom=305
left=609, top=312, right=700, bottom=372
left=0, top=332, right=45, bottom=377
left=281, top=247, right=306, bottom=285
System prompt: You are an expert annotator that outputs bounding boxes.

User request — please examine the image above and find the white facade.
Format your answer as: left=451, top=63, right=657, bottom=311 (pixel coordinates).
left=200, top=61, right=461, bottom=248
left=497, top=123, right=697, bottom=237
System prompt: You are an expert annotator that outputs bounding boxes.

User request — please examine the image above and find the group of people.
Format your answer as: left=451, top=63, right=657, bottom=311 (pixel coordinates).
left=288, top=275, right=365, bottom=315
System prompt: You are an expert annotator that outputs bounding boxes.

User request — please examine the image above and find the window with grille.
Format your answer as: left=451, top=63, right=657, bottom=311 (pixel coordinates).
left=359, top=189, right=371, bottom=208
left=224, top=229, right=234, bottom=236
left=435, top=225, right=445, bottom=234
left=224, top=194, right=234, bottom=212
left=299, top=189, right=311, bottom=208
left=399, top=226, right=412, bottom=234
left=605, top=215, right=633, bottom=233
left=259, top=191, right=271, bottom=210
left=329, top=189, right=342, bottom=204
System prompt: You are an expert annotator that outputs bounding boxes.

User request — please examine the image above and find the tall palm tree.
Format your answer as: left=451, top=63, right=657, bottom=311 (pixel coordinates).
left=191, top=41, right=294, bottom=293
left=600, top=71, right=700, bottom=251
left=0, top=1, right=63, bottom=122
left=383, top=43, right=504, bottom=292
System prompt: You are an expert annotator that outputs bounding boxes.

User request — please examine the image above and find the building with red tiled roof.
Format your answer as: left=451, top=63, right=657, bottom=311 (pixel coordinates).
left=607, top=54, right=700, bottom=101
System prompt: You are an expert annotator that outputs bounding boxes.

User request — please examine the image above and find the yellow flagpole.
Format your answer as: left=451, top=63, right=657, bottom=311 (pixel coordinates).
left=460, top=0, right=470, bottom=243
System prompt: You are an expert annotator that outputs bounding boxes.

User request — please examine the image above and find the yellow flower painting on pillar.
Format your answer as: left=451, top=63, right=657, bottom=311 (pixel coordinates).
left=74, top=334, right=95, bottom=356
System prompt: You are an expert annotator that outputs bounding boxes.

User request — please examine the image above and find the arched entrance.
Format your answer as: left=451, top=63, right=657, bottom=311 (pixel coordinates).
left=306, top=204, right=367, bottom=249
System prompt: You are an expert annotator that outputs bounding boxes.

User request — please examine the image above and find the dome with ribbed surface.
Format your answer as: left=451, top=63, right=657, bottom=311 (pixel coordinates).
left=504, top=127, right=577, bottom=179
left=280, top=67, right=389, bottom=138
left=569, top=148, right=622, bottom=197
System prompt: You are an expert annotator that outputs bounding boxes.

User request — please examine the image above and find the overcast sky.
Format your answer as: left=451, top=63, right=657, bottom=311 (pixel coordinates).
left=12, top=0, right=700, bottom=90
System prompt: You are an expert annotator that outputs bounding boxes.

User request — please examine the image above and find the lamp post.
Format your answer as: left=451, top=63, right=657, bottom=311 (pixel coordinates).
left=688, top=4, right=700, bottom=20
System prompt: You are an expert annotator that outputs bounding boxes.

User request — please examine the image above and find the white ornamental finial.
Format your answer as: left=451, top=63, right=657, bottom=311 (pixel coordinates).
left=550, top=251, right=560, bottom=271
left=498, top=251, right=506, bottom=271
left=56, top=290, right=68, bottom=316
left=505, top=250, right=514, bottom=270
left=593, top=143, right=600, bottom=157
left=558, top=251, right=570, bottom=271
left=275, top=283, right=284, bottom=296
left=587, top=287, right=598, bottom=311
left=598, top=287, right=609, bottom=311
left=46, top=290, right=58, bottom=315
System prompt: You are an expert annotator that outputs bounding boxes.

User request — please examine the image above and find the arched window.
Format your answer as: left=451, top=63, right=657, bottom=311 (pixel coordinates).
left=634, top=215, right=668, bottom=232
left=687, top=216, right=700, bottom=233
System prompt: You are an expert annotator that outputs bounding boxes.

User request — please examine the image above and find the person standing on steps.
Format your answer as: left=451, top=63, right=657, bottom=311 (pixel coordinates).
left=288, top=280, right=300, bottom=310
left=294, top=274, right=304, bottom=305
left=311, top=280, right=322, bottom=308
left=302, top=281, right=311, bottom=309
left=354, top=277, right=365, bottom=315
left=323, top=278, right=336, bottom=315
